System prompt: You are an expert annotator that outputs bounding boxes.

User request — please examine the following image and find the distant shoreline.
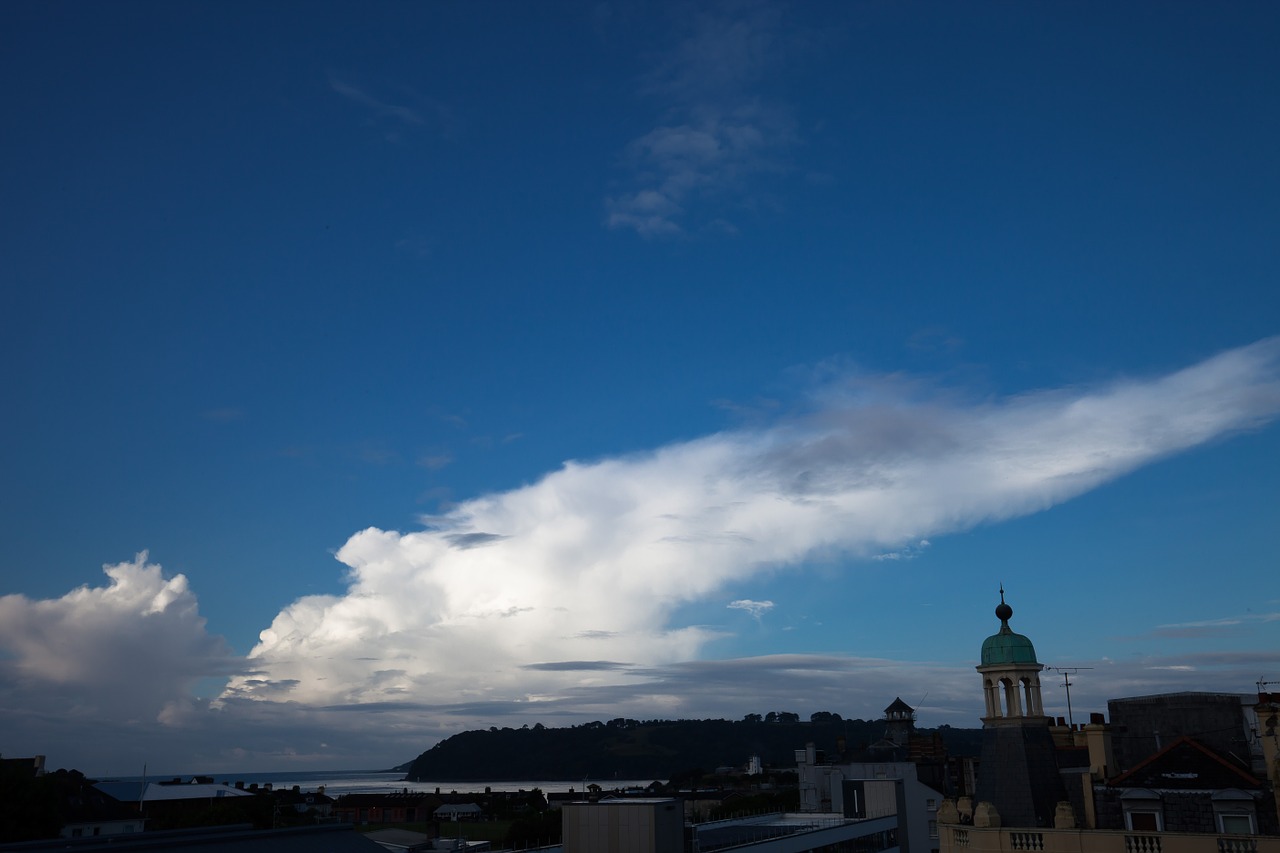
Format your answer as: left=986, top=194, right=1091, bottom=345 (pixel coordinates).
left=95, top=769, right=659, bottom=797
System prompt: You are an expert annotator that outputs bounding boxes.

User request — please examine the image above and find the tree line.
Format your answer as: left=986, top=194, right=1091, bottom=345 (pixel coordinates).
left=403, top=713, right=980, bottom=782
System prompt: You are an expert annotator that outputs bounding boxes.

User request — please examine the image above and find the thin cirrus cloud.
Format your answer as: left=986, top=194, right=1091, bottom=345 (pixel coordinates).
left=607, top=7, right=800, bottom=236
left=328, top=73, right=457, bottom=142
left=329, top=75, right=425, bottom=126
left=2, top=340, right=1279, bottom=769
left=1148, top=611, right=1280, bottom=639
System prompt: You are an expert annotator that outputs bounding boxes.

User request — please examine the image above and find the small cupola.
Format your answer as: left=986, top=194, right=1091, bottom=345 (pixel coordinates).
left=981, top=588, right=1040, bottom=666
left=977, top=587, right=1047, bottom=722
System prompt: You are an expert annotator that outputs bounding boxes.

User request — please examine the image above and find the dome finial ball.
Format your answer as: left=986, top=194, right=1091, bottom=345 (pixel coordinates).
left=995, top=585, right=1013, bottom=623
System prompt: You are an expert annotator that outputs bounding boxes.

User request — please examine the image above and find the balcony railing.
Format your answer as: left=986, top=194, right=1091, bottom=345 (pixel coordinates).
left=945, top=825, right=1278, bottom=853
left=1217, top=840, right=1258, bottom=853
left=1010, top=831, right=1044, bottom=850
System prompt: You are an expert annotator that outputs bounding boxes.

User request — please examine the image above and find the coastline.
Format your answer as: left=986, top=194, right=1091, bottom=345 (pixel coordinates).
left=95, top=769, right=660, bottom=797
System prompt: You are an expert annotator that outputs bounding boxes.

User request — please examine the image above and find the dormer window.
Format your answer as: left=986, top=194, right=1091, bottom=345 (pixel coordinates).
left=1212, top=789, right=1257, bottom=835
left=1120, top=788, right=1163, bottom=832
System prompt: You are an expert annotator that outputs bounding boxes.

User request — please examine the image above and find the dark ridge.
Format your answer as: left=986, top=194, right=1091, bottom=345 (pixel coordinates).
left=403, top=716, right=983, bottom=782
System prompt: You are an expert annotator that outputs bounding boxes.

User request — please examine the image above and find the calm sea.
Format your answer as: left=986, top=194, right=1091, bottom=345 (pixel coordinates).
left=96, top=770, right=658, bottom=797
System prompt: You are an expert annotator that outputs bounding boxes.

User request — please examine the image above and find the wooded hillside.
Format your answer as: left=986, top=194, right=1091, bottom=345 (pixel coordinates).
left=402, top=714, right=983, bottom=781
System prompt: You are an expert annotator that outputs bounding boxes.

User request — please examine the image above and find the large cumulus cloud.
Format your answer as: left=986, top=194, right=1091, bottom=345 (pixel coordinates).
left=225, top=339, right=1280, bottom=717
left=5, top=341, right=1279, bottom=772
left=0, top=554, right=238, bottom=764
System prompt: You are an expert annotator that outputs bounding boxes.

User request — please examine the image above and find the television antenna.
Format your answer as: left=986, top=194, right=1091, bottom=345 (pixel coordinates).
left=1046, top=667, right=1093, bottom=726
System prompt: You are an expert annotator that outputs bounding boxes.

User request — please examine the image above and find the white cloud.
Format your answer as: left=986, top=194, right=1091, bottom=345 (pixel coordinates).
left=225, top=339, right=1280, bottom=720
left=5, top=340, right=1280, bottom=771
left=728, top=599, right=776, bottom=619
left=0, top=553, right=234, bottom=696
left=0, top=554, right=238, bottom=767
left=872, top=539, right=932, bottom=562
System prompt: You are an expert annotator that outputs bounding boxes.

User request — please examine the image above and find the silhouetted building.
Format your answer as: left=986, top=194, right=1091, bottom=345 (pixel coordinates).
left=937, top=592, right=1280, bottom=853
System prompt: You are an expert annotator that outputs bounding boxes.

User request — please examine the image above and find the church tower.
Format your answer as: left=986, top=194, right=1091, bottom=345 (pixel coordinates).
left=972, top=588, right=1070, bottom=828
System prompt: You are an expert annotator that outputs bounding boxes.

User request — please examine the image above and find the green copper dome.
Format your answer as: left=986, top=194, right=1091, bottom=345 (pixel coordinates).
left=980, top=590, right=1039, bottom=666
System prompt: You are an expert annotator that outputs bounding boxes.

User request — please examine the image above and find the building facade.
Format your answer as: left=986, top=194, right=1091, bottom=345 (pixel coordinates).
left=937, top=592, right=1280, bottom=853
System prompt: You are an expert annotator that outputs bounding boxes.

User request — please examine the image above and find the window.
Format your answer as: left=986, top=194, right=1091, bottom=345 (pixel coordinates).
left=1121, top=789, right=1163, bottom=832
left=1212, top=790, right=1257, bottom=834
left=1218, top=813, right=1254, bottom=835
left=927, top=798, right=937, bottom=811
left=928, top=819, right=938, bottom=838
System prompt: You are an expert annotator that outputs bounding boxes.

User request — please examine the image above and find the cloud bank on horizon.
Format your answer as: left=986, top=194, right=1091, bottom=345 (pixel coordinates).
left=3, top=339, right=1279, bottom=768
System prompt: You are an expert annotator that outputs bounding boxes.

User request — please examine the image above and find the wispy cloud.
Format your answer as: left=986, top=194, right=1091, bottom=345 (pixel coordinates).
left=330, top=75, right=424, bottom=126
left=329, top=74, right=455, bottom=142
left=1148, top=611, right=1280, bottom=639
left=522, top=661, right=633, bottom=672
left=728, top=599, right=775, bottom=619
left=873, top=539, right=931, bottom=562
left=417, top=453, right=454, bottom=471
left=607, top=5, right=803, bottom=236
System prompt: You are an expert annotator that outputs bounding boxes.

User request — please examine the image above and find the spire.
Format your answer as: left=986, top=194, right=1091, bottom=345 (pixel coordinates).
left=995, top=585, right=1013, bottom=627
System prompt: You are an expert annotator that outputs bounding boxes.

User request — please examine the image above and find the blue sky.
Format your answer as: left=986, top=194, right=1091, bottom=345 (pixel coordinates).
left=2, top=1, right=1278, bottom=775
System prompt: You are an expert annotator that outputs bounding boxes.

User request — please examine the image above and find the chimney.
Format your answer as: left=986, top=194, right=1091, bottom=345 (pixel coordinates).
left=1084, top=716, right=1113, bottom=781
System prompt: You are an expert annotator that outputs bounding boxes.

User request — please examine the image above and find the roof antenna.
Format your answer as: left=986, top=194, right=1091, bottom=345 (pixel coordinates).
left=1046, top=667, right=1094, bottom=727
